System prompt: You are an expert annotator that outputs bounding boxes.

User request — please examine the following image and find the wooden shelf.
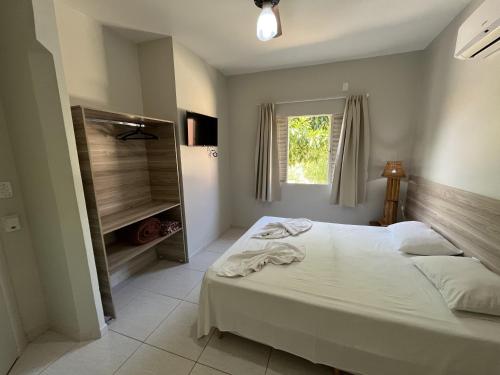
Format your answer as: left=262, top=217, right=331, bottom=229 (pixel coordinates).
left=107, top=228, right=183, bottom=272
left=101, top=201, right=180, bottom=234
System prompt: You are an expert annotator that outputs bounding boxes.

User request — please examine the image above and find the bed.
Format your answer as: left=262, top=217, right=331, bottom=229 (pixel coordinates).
left=198, top=177, right=500, bottom=375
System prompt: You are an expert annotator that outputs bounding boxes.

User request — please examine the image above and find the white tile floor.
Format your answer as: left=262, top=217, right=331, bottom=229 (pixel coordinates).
left=10, top=228, right=332, bottom=375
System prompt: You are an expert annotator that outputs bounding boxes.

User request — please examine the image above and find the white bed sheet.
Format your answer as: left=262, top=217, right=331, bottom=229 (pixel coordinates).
left=198, top=217, right=500, bottom=375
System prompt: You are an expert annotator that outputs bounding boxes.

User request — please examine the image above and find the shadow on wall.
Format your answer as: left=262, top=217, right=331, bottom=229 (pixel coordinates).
left=57, top=4, right=144, bottom=115
left=101, top=26, right=144, bottom=114
left=69, top=96, right=116, bottom=112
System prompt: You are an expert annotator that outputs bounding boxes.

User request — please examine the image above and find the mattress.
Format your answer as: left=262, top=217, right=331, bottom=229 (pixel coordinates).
left=198, top=217, right=500, bottom=375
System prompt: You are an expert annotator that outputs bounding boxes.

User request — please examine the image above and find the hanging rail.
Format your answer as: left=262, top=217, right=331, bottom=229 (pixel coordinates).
left=86, top=118, right=144, bottom=127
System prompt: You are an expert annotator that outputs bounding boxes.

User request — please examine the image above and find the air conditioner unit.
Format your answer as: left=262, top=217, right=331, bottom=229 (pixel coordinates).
left=455, top=0, right=500, bottom=60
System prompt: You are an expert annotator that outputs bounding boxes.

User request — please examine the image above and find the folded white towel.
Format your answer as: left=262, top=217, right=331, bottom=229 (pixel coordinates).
left=252, top=218, right=313, bottom=239
left=216, top=242, right=306, bottom=277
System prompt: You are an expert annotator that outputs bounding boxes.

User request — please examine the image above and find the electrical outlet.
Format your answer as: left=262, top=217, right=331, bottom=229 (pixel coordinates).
left=0, top=182, right=13, bottom=199
left=2, top=215, right=21, bottom=233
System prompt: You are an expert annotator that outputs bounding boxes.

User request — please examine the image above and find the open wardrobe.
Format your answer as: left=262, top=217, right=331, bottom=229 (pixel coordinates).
left=71, top=106, right=187, bottom=319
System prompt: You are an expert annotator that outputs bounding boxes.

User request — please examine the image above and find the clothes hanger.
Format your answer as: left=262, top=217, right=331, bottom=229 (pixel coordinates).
left=116, top=124, right=159, bottom=141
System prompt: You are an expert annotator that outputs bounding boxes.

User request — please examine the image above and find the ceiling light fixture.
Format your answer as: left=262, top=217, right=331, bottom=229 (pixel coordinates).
left=254, top=0, right=282, bottom=42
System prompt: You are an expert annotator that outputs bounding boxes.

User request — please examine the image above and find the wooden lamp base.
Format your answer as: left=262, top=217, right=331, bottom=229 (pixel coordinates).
left=371, top=161, right=406, bottom=226
left=371, top=177, right=401, bottom=227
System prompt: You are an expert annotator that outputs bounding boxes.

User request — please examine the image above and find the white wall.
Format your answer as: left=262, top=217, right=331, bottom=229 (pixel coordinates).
left=138, top=38, right=178, bottom=122
left=228, top=53, right=423, bottom=227
left=55, top=0, right=143, bottom=114
left=0, top=101, right=47, bottom=344
left=34, top=0, right=106, bottom=340
left=0, top=0, right=105, bottom=341
left=138, top=38, right=231, bottom=256
left=172, top=41, right=232, bottom=255
left=411, top=0, right=500, bottom=200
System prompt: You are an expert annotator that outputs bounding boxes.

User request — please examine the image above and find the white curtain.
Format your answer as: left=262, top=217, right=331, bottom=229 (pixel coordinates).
left=255, top=103, right=281, bottom=202
left=330, top=95, right=370, bottom=207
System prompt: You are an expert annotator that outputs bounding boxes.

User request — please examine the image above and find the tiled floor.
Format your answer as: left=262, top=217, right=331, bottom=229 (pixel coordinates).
left=10, top=228, right=331, bottom=375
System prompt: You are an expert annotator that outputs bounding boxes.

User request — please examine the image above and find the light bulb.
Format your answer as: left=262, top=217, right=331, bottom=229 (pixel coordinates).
left=257, top=2, right=277, bottom=41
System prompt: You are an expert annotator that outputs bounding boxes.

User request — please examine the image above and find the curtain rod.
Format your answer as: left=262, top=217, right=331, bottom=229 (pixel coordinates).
left=258, top=93, right=369, bottom=106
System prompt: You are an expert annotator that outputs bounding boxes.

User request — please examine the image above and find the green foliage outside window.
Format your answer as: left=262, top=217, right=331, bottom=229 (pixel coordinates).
left=287, top=115, right=331, bottom=184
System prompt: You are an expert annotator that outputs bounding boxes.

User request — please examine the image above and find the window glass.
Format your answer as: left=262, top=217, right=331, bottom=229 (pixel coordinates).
left=287, top=115, right=332, bottom=185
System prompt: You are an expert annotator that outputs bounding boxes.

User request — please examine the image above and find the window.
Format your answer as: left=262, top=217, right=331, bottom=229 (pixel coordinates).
left=287, top=115, right=331, bottom=184
left=277, top=113, right=342, bottom=185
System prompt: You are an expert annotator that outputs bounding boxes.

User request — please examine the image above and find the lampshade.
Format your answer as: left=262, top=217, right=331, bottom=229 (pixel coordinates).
left=382, top=161, right=406, bottom=178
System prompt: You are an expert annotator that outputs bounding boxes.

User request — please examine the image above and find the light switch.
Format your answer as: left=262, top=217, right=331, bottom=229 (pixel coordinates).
left=0, top=182, right=13, bottom=199
left=2, top=215, right=21, bottom=233
left=342, top=82, right=349, bottom=91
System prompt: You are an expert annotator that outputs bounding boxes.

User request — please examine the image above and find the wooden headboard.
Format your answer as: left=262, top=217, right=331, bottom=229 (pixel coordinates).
left=406, top=176, right=500, bottom=275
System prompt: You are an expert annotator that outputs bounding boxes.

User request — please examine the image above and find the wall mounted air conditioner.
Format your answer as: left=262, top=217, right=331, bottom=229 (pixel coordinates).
left=455, top=0, right=500, bottom=60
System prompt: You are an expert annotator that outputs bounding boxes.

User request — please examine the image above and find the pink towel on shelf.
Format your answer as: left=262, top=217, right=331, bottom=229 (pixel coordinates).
left=128, top=218, right=161, bottom=245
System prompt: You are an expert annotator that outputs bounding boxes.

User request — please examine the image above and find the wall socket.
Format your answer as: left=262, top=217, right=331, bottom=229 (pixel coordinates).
left=2, top=215, right=21, bottom=233
left=0, top=182, right=13, bottom=199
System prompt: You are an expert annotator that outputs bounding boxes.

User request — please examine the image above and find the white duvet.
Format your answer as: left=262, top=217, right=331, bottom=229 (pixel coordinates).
left=198, top=217, right=500, bottom=375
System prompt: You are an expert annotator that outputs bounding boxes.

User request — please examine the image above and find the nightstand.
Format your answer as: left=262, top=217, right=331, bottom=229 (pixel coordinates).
left=369, top=220, right=388, bottom=227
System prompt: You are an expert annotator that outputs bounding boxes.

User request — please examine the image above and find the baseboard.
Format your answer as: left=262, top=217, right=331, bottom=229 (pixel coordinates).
left=229, top=224, right=248, bottom=230
left=188, top=245, right=206, bottom=258
left=99, top=324, right=108, bottom=338
left=186, top=224, right=247, bottom=260
left=25, top=323, right=50, bottom=342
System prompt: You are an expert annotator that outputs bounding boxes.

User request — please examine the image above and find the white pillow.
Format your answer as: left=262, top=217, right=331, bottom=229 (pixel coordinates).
left=413, top=256, right=500, bottom=316
left=388, top=221, right=462, bottom=256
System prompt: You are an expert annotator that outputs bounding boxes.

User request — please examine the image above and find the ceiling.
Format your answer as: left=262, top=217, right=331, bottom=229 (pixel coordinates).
left=61, top=0, right=471, bottom=75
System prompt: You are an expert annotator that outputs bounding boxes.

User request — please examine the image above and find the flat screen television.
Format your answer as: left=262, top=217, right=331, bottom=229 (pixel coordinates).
left=186, top=111, right=218, bottom=146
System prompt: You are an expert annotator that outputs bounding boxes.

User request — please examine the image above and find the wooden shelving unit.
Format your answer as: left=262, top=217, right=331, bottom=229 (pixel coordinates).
left=71, top=106, right=187, bottom=319
left=101, top=201, right=180, bottom=234
left=107, top=228, right=183, bottom=272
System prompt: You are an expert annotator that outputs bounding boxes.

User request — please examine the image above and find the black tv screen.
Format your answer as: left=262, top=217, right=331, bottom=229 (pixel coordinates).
left=186, top=111, right=218, bottom=146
